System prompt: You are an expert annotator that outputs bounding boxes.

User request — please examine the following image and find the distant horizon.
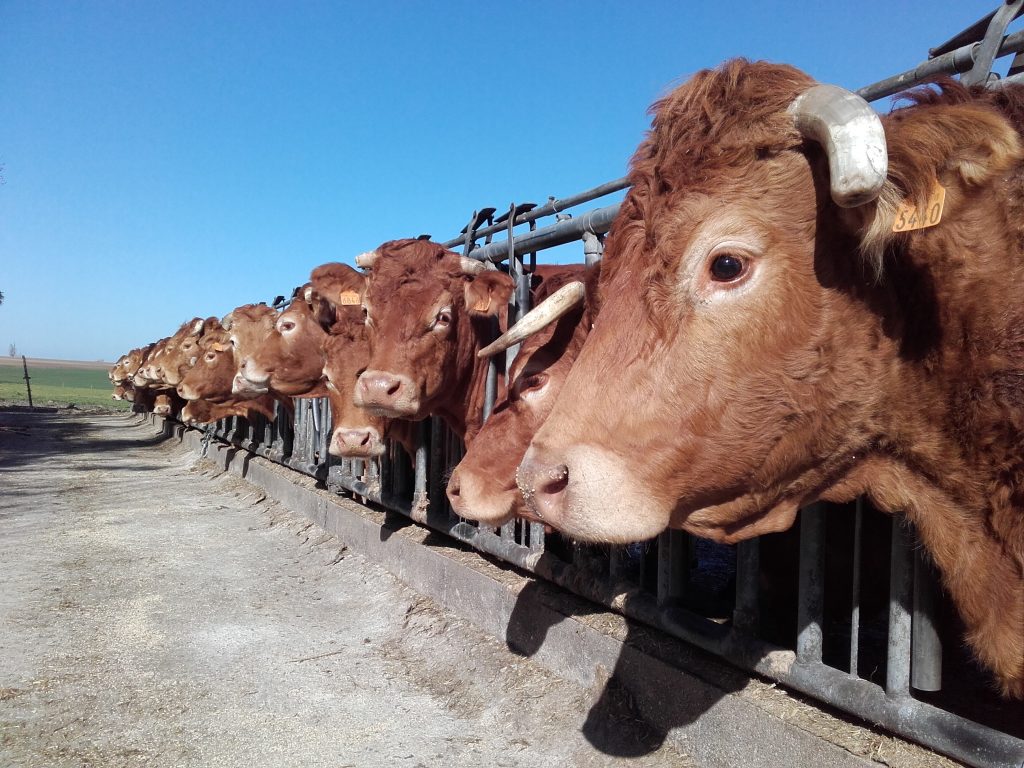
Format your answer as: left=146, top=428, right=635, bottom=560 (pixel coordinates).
left=0, top=355, right=115, bottom=368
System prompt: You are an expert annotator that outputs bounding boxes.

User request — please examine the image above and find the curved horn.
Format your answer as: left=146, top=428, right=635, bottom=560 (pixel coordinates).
left=303, top=285, right=314, bottom=304
left=354, top=250, right=379, bottom=269
left=477, top=281, right=585, bottom=358
left=788, top=84, right=887, bottom=208
left=460, top=256, right=487, bottom=275
left=221, top=312, right=234, bottom=331
left=191, top=319, right=205, bottom=335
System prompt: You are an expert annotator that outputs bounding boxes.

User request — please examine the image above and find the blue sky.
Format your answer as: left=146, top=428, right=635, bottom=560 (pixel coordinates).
left=0, top=0, right=1006, bottom=361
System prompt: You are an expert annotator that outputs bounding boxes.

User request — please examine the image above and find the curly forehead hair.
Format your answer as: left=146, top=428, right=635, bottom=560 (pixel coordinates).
left=368, top=239, right=464, bottom=289
left=633, top=59, right=814, bottom=199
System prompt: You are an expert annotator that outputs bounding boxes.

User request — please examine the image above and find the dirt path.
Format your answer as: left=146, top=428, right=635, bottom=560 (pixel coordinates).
left=0, top=411, right=692, bottom=768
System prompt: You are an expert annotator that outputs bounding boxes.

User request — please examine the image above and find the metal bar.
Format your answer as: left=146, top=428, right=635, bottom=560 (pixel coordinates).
left=856, top=43, right=978, bottom=102
left=887, top=517, right=914, bottom=696
left=961, top=0, right=1024, bottom=87
left=441, top=177, right=629, bottom=249
left=796, top=503, right=826, bottom=663
left=912, top=545, right=943, bottom=692
left=850, top=498, right=864, bottom=677
left=929, top=7, right=997, bottom=57
left=461, top=203, right=621, bottom=265
left=412, top=420, right=429, bottom=521
left=733, top=539, right=760, bottom=633
left=858, top=28, right=1024, bottom=103
left=427, top=417, right=445, bottom=525
left=656, top=530, right=687, bottom=605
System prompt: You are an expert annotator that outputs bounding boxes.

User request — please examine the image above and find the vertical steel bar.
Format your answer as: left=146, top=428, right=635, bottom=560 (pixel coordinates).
left=850, top=498, right=864, bottom=677
left=656, top=530, right=687, bottom=605
left=528, top=522, right=545, bottom=553
left=887, top=516, right=914, bottom=696
left=428, top=418, right=445, bottom=522
left=912, top=544, right=943, bottom=692
left=797, top=503, right=826, bottom=663
left=412, top=420, right=429, bottom=519
left=733, top=539, right=760, bottom=633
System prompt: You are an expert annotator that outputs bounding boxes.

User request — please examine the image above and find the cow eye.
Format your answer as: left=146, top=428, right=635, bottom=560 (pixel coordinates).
left=433, top=308, right=452, bottom=330
left=521, top=373, right=547, bottom=392
left=279, top=320, right=296, bottom=333
left=205, top=353, right=217, bottom=362
left=710, top=253, right=745, bottom=281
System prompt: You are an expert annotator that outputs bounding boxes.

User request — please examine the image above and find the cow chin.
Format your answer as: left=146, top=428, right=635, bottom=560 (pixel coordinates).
left=232, top=373, right=268, bottom=396
left=446, top=467, right=517, bottom=527
left=518, top=443, right=672, bottom=544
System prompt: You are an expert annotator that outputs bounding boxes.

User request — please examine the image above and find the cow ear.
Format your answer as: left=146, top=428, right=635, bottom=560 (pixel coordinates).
left=310, top=263, right=366, bottom=307
left=849, top=100, right=1023, bottom=274
left=464, top=271, right=514, bottom=317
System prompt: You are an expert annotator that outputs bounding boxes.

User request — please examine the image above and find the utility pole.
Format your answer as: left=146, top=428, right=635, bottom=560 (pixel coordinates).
left=21, top=355, right=33, bottom=408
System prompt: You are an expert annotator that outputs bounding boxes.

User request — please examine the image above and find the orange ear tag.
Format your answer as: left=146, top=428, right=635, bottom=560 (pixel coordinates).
left=338, top=290, right=361, bottom=306
left=892, top=181, right=946, bottom=233
left=211, top=342, right=228, bottom=352
left=472, top=296, right=492, bottom=313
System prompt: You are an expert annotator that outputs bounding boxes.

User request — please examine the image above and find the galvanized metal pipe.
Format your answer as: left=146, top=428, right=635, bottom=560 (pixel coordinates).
left=462, top=203, right=621, bottom=265
left=850, top=498, right=864, bottom=677
left=441, top=177, right=629, bottom=249
left=912, top=546, right=943, bottom=692
left=887, top=517, right=914, bottom=697
left=796, top=504, right=826, bottom=663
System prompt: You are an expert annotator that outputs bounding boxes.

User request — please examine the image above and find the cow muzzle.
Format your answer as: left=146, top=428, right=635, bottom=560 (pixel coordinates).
left=516, top=451, right=570, bottom=525
left=354, top=370, right=420, bottom=417
left=329, top=426, right=384, bottom=458
left=446, top=466, right=517, bottom=527
left=232, top=371, right=269, bottom=396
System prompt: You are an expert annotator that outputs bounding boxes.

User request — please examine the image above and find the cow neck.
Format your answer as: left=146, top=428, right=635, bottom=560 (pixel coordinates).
left=435, top=313, right=504, bottom=442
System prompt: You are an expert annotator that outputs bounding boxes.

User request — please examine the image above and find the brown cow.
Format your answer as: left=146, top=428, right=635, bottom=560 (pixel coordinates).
left=307, top=263, right=394, bottom=457
left=234, top=286, right=334, bottom=399
left=157, top=317, right=219, bottom=387
left=447, top=264, right=592, bottom=524
left=145, top=318, right=206, bottom=387
left=181, top=396, right=277, bottom=425
left=354, top=239, right=515, bottom=441
left=357, top=240, right=588, bottom=443
left=517, top=60, right=1024, bottom=696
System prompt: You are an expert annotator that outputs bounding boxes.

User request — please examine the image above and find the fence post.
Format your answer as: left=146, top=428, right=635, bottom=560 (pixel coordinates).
left=21, top=355, right=33, bottom=408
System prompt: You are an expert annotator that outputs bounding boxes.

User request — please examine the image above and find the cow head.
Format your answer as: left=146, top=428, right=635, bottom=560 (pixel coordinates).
left=447, top=265, right=594, bottom=525
left=218, top=304, right=279, bottom=397
left=354, top=239, right=514, bottom=434
left=135, top=339, right=169, bottom=387
left=237, top=284, right=336, bottom=397
left=153, top=318, right=207, bottom=387
left=177, top=326, right=237, bottom=402
left=517, top=60, right=1024, bottom=696
left=301, top=262, right=389, bottom=457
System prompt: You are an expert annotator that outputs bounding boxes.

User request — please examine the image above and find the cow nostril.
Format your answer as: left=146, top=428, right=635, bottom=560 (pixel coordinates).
left=448, top=472, right=461, bottom=499
left=536, top=464, right=569, bottom=497
left=385, top=379, right=400, bottom=396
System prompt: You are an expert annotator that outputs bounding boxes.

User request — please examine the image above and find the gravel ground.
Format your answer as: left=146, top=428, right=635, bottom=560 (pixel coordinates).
left=0, top=410, right=693, bottom=768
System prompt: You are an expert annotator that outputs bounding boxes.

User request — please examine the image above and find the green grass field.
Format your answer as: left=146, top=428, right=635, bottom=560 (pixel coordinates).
left=0, top=360, right=130, bottom=409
